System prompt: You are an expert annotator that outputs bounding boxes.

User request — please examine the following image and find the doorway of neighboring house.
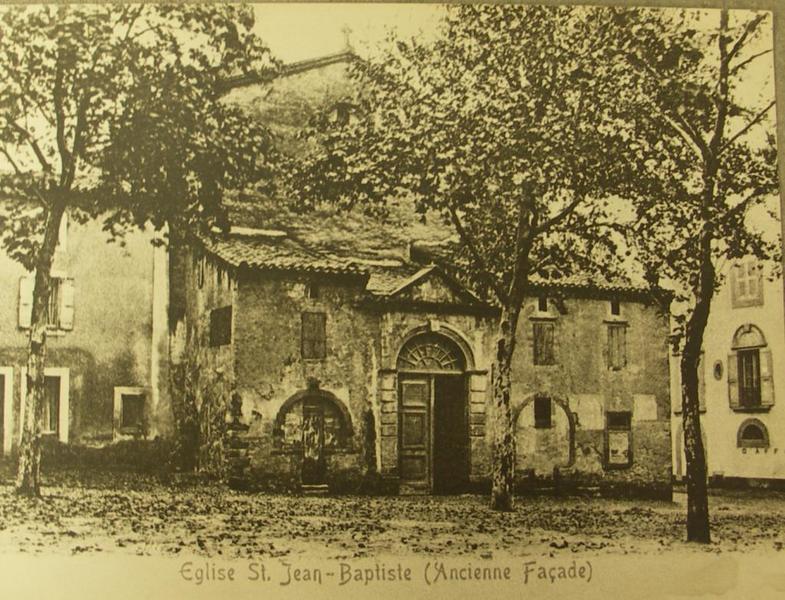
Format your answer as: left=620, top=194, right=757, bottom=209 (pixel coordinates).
left=301, top=397, right=327, bottom=486
left=397, top=332, right=470, bottom=494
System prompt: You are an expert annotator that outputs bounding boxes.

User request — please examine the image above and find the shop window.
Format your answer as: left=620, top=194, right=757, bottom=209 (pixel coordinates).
left=605, top=411, right=632, bottom=468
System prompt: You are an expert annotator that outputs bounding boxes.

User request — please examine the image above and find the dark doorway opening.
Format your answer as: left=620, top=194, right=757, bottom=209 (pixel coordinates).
left=432, top=375, right=469, bottom=494
left=301, top=397, right=327, bottom=485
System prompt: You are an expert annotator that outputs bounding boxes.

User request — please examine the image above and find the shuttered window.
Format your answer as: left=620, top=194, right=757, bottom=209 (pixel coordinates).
left=18, top=275, right=74, bottom=331
left=533, top=321, right=555, bottom=365
left=738, top=349, right=761, bottom=407
left=302, top=312, right=327, bottom=359
left=607, top=324, right=627, bottom=370
left=731, top=260, right=763, bottom=308
left=728, top=324, right=773, bottom=411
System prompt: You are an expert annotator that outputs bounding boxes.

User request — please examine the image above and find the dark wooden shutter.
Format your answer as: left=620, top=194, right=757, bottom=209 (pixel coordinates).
left=728, top=353, right=740, bottom=409
left=301, top=312, right=326, bottom=359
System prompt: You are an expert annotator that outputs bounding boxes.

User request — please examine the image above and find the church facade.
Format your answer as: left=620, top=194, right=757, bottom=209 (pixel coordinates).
left=170, top=221, right=673, bottom=499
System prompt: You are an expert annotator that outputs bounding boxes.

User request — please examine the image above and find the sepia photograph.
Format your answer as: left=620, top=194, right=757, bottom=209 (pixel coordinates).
left=0, top=1, right=783, bottom=598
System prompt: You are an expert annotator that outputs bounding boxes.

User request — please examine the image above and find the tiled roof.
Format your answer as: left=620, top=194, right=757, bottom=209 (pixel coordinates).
left=199, top=232, right=367, bottom=276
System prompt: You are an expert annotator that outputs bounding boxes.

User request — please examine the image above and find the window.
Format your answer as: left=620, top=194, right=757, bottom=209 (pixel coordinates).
left=209, top=306, right=232, bottom=347
left=19, top=367, right=69, bottom=443
left=533, top=321, right=555, bottom=365
left=738, top=349, right=761, bottom=407
left=737, top=419, right=769, bottom=449
left=533, top=396, right=552, bottom=429
left=302, top=312, right=327, bottom=359
left=42, top=376, right=60, bottom=435
left=610, top=299, right=621, bottom=316
left=18, top=274, right=74, bottom=330
left=728, top=324, right=773, bottom=411
left=607, top=323, right=627, bottom=370
left=731, top=260, right=763, bottom=308
left=605, top=411, right=632, bottom=468
left=307, top=283, right=320, bottom=299
left=113, top=386, right=148, bottom=439
left=537, top=296, right=548, bottom=312
left=121, top=393, right=145, bottom=430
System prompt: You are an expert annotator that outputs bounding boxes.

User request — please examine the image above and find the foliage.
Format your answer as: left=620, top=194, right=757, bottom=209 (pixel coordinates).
left=0, top=3, right=278, bottom=261
left=600, top=8, right=780, bottom=336
left=285, top=4, right=638, bottom=306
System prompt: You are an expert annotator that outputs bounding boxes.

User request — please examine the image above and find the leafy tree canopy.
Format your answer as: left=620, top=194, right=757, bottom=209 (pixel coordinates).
left=0, top=3, right=278, bottom=267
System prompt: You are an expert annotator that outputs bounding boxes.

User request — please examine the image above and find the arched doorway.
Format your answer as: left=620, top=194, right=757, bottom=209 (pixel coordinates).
left=275, top=385, right=353, bottom=487
left=397, top=331, right=470, bottom=493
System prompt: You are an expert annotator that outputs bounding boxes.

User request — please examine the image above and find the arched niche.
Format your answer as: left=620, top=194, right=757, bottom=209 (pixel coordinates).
left=513, top=394, right=576, bottom=473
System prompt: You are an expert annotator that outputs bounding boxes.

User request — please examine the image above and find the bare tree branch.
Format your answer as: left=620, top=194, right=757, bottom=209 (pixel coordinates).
left=720, top=100, right=776, bottom=154
left=730, top=48, right=773, bottom=76
left=725, top=13, right=768, bottom=65
left=447, top=203, right=507, bottom=304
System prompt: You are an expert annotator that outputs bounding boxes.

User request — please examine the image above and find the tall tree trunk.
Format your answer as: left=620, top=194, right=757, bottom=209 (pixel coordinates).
left=16, top=201, right=66, bottom=497
left=679, top=230, right=716, bottom=544
left=490, top=305, right=518, bottom=511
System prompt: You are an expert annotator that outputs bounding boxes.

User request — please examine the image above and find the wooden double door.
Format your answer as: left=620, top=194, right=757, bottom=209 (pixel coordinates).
left=399, top=374, right=469, bottom=493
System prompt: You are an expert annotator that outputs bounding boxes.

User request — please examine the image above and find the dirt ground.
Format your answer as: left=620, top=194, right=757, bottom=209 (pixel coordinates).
left=0, top=471, right=783, bottom=559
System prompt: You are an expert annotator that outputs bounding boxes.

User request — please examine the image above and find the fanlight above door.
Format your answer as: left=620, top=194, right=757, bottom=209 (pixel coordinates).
left=397, top=333, right=465, bottom=372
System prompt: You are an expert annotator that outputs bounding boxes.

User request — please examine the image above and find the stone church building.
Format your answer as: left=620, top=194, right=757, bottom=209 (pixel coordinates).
left=169, top=199, right=673, bottom=499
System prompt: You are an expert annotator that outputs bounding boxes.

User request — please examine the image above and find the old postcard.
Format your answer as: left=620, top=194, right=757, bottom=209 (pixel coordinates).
left=0, top=1, right=783, bottom=598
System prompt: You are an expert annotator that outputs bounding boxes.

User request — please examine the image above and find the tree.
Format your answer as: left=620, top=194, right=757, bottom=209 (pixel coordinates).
left=603, top=8, right=779, bottom=542
left=0, top=4, right=276, bottom=496
left=285, top=5, right=637, bottom=510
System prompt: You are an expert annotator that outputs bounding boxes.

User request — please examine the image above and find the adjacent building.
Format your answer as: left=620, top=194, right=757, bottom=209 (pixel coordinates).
left=0, top=212, right=170, bottom=458
left=672, top=258, right=785, bottom=487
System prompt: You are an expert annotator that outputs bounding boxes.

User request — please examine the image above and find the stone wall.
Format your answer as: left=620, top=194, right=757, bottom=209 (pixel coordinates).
left=510, top=295, right=672, bottom=498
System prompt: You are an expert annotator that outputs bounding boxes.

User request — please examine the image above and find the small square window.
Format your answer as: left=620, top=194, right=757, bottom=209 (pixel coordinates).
left=121, top=394, right=145, bottom=430
left=302, top=312, right=327, bottom=359
left=607, top=411, right=631, bottom=430
left=537, top=296, right=548, bottom=312
left=610, top=299, right=620, bottom=316
left=307, top=283, right=320, bottom=299
left=534, top=396, right=552, bottom=429
left=209, top=306, right=232, bottom=347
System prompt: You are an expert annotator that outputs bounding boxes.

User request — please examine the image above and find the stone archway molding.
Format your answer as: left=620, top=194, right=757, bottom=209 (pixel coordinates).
left=274, top=379, right=354, bottom=438
left=394, top=321, right=476, bottom=371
